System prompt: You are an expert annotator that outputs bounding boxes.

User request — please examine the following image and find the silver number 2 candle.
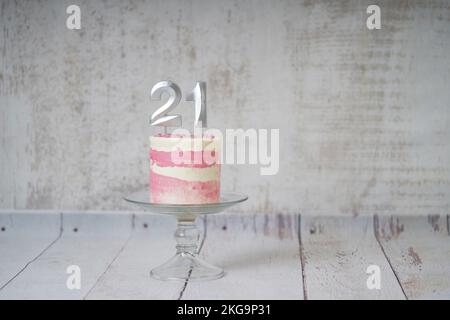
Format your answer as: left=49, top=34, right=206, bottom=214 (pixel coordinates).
left=150, top=80, right=182, bottom=127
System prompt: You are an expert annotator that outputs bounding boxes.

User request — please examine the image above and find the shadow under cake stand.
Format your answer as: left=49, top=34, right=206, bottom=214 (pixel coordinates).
left=124, top=191, right=248, bottom=281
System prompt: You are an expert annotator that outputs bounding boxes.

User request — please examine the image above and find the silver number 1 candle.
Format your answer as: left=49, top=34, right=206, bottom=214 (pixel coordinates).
left=186, top=81, right=207, bottom=128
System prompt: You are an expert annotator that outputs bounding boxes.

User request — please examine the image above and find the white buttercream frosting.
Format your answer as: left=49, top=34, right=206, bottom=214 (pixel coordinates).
left=150, top=163, right=220, bottom=182
left=150, top=135, right=221, bottom=152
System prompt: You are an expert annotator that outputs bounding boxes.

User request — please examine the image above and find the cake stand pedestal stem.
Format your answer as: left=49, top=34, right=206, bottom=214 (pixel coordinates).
left=175, top=218, right=199, bottom=255
left=149, top=215, right=224, bottom=281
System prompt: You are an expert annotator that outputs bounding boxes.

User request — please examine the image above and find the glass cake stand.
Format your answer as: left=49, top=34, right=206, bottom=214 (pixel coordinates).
left=124, top=191, right=248, bottom=281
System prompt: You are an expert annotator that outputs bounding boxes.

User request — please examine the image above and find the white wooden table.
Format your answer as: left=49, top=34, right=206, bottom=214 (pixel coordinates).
left=0, top=212, right=449, bottom=300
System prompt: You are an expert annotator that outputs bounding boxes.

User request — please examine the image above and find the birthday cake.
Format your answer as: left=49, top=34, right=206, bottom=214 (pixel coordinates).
left=149, top=134, right=221, bottom=204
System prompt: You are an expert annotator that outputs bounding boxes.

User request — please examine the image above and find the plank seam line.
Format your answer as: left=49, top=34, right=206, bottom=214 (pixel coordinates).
left=298, top=214, right=308, bottom=300
left=198, top=216, right=208, bottom=256
left=83, top=232, right=133, bottom=300
left=447, top=215, right=449, bottom=236
left=0, top=212, right=64, bottom=292
left=373, top=214, right=408, bottom=300
left=178, top=215, right=208, bottom=300
left=83, top=212, right=134, bottom=299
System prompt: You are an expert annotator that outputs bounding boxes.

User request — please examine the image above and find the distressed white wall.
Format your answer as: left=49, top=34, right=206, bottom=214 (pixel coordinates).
left=1, top=0, right=449, bottom=215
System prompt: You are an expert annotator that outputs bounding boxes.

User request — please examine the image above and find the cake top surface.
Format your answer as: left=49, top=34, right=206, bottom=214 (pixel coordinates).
left=150, top=133, right=221, bottom=151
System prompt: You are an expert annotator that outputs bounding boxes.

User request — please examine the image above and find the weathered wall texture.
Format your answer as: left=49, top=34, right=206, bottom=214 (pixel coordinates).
left=1, top=0, right=450, bottom=215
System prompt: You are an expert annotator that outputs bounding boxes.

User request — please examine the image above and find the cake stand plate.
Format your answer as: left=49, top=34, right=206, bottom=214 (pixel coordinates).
left=124, top=191, right=248, bottom=281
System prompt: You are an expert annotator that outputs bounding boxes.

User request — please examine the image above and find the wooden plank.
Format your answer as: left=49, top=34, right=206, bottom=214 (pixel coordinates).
left=375, top=215, right=450, bottom=299
left=0, top=213, right=132, bottom=299
left=301, top=216, right=405, bottom=300
left=2, top=212, right=447, bottom=299
left=0, top=212, right=62, bottom=290
left=181, top=213, right=304, bottom=300
left=85, top=215, right=189, bottom=299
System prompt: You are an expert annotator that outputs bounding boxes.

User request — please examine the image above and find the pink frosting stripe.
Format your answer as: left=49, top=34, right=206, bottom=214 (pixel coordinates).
left=150, top=171, right=220, bottom=204
left=150, top=149, right=219, bottom=168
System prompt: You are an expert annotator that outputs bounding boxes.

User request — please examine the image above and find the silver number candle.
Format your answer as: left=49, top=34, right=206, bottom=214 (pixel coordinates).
left=150, top=80, right=182, bottom=127
left=186, top=81, right=207, bottom=128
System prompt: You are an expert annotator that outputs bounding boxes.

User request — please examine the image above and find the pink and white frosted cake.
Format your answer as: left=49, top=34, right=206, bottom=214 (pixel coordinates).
left=149, top=134, right=221, bottom=204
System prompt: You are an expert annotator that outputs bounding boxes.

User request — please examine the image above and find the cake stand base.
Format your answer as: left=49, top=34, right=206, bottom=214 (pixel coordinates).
left=150, top=218, right=224, bottom=281
left=151, top=252, right=224, bottom=281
